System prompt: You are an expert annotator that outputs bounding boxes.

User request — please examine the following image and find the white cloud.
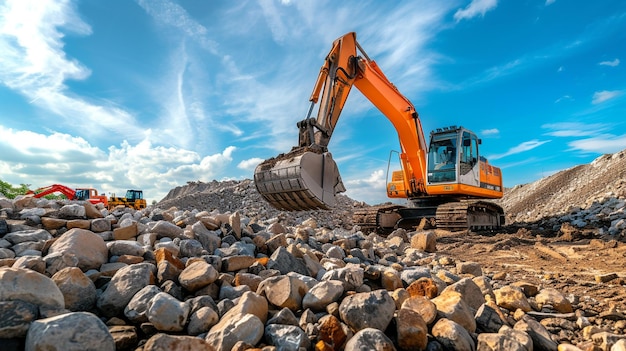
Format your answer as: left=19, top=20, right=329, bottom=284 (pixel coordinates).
left=0, top=0, right=145, bottom=142
left=258, top=0, right=289, bottom=43
left=568, top=134, right=626, bottom=154
left=0, top=126, right=236, bottom=203
left=454, top=0, right=498, bottom=22
left=545, top=0, right=556, bottom=5
left=592, top=90, right=622, bottom=104
left=480, top=128, right=499, bottom=136
left=554, top=95, right=572, bottom=103
left=599, top=58, right=620, bottom=67
left=135, top=0, right=217, bottom=53
left=457, top=58, right=522, bottom=88
left=488, top=139, right=551, bottom=160
left=237, top=158, right=265, bottom=171
left=542, top=122, right=608, bottom=137
left=344, top=169, right=396, bottom=205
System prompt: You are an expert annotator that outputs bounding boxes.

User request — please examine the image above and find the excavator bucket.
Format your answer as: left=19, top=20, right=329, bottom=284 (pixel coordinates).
left=254, top=149, right=346, bottom=211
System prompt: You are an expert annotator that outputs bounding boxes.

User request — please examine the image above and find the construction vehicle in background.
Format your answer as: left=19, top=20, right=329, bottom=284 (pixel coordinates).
left=28, top=184, right=109, bottom=207
left=254, top=32, right=505, bottom=232
left=108, top=190, right=147, bottom=210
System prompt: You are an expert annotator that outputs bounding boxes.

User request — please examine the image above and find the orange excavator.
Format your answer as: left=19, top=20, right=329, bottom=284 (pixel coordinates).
left=254, top=32, right=505, bottom=232
left=28, top=184, right=108, bottom=207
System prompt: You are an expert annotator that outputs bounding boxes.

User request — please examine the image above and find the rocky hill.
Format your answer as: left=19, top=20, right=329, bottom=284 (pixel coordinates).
left=157, top=179, right=362, bottom=230
left=498, top=149, right=626, bottom=236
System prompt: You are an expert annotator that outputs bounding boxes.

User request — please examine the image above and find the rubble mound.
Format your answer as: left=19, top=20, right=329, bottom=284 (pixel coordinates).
left=498, top=149, right=626, bottom=235
left=157, top=179, right=362, bottom=229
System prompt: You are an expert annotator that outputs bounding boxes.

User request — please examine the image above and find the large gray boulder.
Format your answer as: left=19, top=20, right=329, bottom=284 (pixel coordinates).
left=25, top=312, right=114, bottom=351
left=338, top=289, right=396, bottom=332
left=0, top=267, right=64, bottom=309
left=47, top=228, right=108, bottom=271
left=97, top=263, right=156, bottom=318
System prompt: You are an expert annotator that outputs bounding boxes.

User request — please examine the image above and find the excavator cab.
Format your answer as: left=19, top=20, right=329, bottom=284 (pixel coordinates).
left=74, top=189, right=91, bottom=201
left=427, top=127, right=462, bottom=184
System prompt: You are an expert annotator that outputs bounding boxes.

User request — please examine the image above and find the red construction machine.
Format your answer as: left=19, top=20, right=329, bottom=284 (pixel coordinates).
left=28, top=184, right=108, bottom=207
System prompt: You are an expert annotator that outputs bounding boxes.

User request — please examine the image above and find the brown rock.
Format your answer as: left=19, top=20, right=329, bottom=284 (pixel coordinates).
left=67, top=219, right=91, bottom=230
left=410, top=230, right=437, bottom=252
left=432, top=291, right=476, bottom=333
left=178, top=260, right=219, bottom=292
left=406, top=277, right=438, bottom=298
left=113, top=223, right=138, bottom=240
left=401, top=295, right=438, bottom=325
left=261, top=275, right=308, bottom=311
left=144, top=333, right=210, bottom=351
left=318, top=314, right=349, bottom=351
left=595, top=273, right=619, bottom=283
left=234, top=272, right=263, bottom=292
left=108, top=325, right=138, bottom=351
left=154, top=247, right=185, bottom=270
left=51, top=267, right=97, bottom=311
left=41, top=217, right=67, bottom=230
left=510, top=281, right=539, bottom=297
left=396, top=308, right=428, bottom=350
left=535, top=288, right=573, bottom=313
left=83, top=203, right=104, bottom=219
left=381, top=269, right=403, bottom=291
left=495, top=286, right=532, bottom=312
left=222, top=255, right=256, bottom=272
left=117, top=255, right=144, bottom=265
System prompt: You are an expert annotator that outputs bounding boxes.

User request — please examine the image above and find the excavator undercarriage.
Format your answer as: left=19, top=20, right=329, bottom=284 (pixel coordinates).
left=352, top=200, right=504, bottom=234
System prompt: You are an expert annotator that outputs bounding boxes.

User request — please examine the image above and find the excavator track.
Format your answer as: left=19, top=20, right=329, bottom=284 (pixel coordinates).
left=353, top=205, right=405, bottom=234
left=353, top=201, right=504, bottom=234
left=436, top=201, right=504, bottom=231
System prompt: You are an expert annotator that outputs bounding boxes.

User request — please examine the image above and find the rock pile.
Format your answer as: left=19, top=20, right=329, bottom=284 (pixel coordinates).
left=498, top=150, right=626, bottom=236
left=2, top=194, right=626, bottom=350
left=157, top=179, right=359, bottom=229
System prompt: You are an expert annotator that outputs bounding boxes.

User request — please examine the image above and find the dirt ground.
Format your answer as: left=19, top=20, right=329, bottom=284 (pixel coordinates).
left=435, top=226, right=626, bottom=314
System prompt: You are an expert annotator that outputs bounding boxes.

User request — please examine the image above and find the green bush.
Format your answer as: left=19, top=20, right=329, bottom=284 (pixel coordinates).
left=0, top=180, right=31, bottom=199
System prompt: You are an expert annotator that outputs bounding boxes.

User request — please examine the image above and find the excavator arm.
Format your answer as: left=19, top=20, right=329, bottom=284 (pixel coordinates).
left=29, top=184, right=77, bottom=199
left=255, top=32, right=429, bottom=211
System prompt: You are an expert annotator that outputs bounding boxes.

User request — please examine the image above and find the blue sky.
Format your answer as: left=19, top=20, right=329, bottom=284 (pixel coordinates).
left=1, top=0, right=625, bottom=205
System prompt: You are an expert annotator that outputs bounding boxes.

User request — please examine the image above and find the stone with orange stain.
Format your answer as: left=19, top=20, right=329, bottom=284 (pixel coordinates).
left=154, top=247, right=184, bottom=270
left=256, top=257, right=269, bottom=266
left=117, top=255, right=144, bottom=265
left=318, top=315, right=349, bottom=351
left=315, top=340, right=335, bottom=351
left=406, top=277, right=438, bottom=299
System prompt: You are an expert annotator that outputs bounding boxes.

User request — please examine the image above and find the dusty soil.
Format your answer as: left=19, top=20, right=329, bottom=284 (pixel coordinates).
left=436, top=226, right=626, bottom=315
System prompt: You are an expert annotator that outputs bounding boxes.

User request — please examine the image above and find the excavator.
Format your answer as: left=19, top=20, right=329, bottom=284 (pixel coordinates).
left=28, top=184, right=108, bottom=207
left=254, top=32, right=505, bottom=232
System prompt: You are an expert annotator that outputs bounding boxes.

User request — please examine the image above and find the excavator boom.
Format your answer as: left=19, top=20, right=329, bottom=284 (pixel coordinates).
left=255, top=32, right=427, bottom=210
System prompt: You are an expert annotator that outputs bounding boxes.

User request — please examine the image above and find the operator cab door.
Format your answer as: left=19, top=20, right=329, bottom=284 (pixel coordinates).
left=458, top=131, right=480, bottom=187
